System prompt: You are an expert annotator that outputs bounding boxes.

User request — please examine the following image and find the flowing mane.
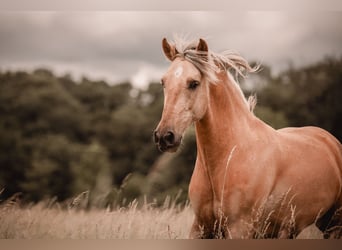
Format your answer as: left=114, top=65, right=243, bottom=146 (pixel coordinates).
left=171, top=36, right=259, bottom=83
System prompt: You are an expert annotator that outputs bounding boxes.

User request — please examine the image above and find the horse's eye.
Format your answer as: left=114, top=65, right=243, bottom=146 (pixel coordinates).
left=188, top=80, right=200, bottom=90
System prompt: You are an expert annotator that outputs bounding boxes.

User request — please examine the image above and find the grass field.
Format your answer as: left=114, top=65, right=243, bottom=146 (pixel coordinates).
left=0, top=196, right=323, bottom=239
left=0, top=197, right=193, bottom=239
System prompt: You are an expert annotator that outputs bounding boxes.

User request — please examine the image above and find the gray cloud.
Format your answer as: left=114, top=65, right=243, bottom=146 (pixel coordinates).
left=0, top=11, right=341, bottom=88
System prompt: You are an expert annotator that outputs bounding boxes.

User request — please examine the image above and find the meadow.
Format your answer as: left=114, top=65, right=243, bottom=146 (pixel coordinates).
left=0, top=194, right=322, bottom=239
left=0, top=192, right=193, bottom=239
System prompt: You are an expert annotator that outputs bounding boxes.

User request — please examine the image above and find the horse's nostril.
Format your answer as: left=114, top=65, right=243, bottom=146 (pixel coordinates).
left=154, top=130, right=176, bottom=151
left=163, top=131, right=175, bottom=145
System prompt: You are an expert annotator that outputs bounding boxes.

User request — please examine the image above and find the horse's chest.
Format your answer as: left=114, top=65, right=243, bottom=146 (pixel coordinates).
left=190, top=163, right=270, bottom=225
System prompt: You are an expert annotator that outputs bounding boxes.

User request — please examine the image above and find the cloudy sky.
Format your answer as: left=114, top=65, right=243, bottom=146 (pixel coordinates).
left=0, top=11, right=341, bottom=88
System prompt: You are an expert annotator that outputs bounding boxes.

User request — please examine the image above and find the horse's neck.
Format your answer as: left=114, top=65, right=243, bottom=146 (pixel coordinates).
left=195, top=73, right=255, bottom=167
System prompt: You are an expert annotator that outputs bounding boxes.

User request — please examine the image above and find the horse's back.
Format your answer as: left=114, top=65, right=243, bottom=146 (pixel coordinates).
left=278, top=126, right=340, bottom=145
left=277, top=126, right=342, bottom=171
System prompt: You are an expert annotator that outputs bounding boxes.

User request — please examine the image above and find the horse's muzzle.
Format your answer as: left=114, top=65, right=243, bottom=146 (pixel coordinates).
left=153, top=130, right=181, bottom=152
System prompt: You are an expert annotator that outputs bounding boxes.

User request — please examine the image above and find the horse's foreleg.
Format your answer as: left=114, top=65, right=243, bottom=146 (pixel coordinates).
left=189, top=219, right=204, bottom=239
left=189, top=218, right=214, bottom=239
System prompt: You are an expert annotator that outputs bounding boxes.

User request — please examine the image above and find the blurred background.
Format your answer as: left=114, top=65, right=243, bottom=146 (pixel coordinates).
left=0, top=11, right=341, bottom=207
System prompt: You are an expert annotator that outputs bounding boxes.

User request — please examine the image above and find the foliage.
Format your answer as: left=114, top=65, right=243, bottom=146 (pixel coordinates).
left=254, top=57, right=342, bottom=137
left=0, top=57, right=341, bottom=205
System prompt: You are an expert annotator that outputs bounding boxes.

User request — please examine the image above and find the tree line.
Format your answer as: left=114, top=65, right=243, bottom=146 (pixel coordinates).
left=0, top=56, right=341, bottom=206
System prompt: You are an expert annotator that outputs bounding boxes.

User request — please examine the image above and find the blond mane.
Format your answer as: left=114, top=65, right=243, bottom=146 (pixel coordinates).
left=171, top=36, right=258, bottom=83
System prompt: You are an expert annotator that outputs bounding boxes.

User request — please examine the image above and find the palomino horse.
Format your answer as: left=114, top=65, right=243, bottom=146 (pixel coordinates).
left=153, top=37, right=342, bottom=239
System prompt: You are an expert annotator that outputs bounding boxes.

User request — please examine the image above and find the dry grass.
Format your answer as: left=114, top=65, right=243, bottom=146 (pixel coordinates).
left=0, top=199, right=194, bottom=239
left=0, top=192, right=322, bottom=239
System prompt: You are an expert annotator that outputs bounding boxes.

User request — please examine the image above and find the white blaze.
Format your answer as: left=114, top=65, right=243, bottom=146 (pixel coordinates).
left=174, top=66, right=183, bottom=78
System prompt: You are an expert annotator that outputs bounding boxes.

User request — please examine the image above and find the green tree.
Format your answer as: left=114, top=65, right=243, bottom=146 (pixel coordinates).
left=256, top=57, right=342, bottom=140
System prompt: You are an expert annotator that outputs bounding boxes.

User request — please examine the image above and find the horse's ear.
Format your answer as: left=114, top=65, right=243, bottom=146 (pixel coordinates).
left=197, top=38, right=208, bottom=53
left=162, top=38, right=178, bottom=61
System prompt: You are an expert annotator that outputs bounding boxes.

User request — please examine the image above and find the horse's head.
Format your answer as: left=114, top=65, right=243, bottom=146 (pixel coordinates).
left=153, top=38, right=210, bottom=152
